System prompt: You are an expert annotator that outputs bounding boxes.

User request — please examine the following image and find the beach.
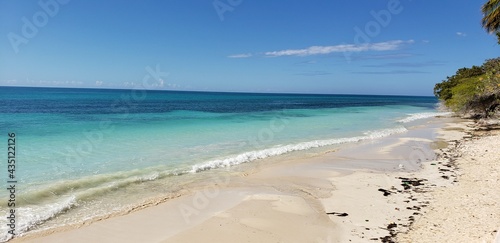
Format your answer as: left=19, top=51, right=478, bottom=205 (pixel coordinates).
left=10, top=116, right=499, bottom=242
left=2, top=0, right=498, bottom=242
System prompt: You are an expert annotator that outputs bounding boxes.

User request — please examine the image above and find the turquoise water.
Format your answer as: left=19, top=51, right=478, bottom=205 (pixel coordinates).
left=0, top=87, right=445, bottom=240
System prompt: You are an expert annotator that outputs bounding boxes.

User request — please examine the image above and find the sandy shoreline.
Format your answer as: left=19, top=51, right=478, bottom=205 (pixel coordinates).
left=12, top=117, right=500, bottom=242
left=398, top=120, right=500, bottom=243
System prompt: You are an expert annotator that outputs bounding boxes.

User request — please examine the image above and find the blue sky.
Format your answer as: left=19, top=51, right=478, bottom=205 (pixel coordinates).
left=0, top=0, right=498, bottom=95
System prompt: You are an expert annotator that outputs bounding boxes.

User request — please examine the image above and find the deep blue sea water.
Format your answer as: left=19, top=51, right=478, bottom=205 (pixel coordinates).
left=0, top=87, right=445, bottom=240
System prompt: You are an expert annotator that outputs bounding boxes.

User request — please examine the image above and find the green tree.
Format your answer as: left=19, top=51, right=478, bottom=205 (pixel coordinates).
left=434, top=58, right=500, bottom=118
left=482, top=0, right=500, bottom=43
left=433, top=66, right=484, bottom=102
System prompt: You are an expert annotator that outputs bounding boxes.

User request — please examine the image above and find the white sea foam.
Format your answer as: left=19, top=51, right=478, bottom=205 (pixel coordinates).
left=0, top=196, right=77, bottom=242
left=363, top=126, right=408, bottom=138
left=398, top=112, right=452, bottom=123
left=0, top=171, right=170, bottom=242
left=190, top=126, right=408, bottom=173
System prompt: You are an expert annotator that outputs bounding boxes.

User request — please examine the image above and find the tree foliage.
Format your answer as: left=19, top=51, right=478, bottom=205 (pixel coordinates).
left=433, top=66, right=484, bottom=101
left=434, top=58, right=500, bottom=118
left=482, top=0, right=500, bottom=43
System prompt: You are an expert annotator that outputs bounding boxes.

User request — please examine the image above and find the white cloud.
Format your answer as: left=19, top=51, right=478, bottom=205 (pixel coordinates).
left=165, top=83, right=180, bottom=89
left=264, top=40, right=414, bottom=57
left=95, top=80, right=103, bottom=86
left=456, top=32, right=467, bottom=37
left=295, top=60, right=317, bottom=65
left=123, top=82, right=134, bottom=87
left=34, top=80, right=83, bottom=86
left=228, top=53, right=252, bottom=58
left=1, top=79, right=18, bottom=85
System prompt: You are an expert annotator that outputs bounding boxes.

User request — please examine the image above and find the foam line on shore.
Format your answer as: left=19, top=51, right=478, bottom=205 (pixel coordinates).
left=190, top=126, right=408, bottom=173
left=398, top=112, right=452, bottom=123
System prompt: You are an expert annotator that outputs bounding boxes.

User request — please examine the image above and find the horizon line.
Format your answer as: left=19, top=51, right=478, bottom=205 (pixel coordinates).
left=0, top=85, right=436, bottom=98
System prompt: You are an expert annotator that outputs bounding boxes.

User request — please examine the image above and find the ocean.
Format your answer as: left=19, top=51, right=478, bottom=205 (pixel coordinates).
left=0, top=87, right=446, bottom=241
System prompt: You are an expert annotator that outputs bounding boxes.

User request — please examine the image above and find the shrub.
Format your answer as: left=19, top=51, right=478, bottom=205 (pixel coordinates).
left=434, top=58, right=500, bottom=118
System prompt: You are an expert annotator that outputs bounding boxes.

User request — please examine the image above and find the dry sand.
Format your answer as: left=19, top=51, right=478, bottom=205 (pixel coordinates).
left=398, top=121, right=500, bottom=243
left=12, top=118, right=500, bottom=243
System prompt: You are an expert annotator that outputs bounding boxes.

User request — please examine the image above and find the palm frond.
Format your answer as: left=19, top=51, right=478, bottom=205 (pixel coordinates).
left=482, top=0, right=500, bottom=33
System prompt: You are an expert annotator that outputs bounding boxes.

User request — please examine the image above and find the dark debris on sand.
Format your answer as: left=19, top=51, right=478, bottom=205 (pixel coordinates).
left=374, top=138, right=468, bottom=242
left=326, top=122, right=491, bottom=242
left=326, top=212, right=349, bottom=217
left=369, top=122, right=498, bottom=242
